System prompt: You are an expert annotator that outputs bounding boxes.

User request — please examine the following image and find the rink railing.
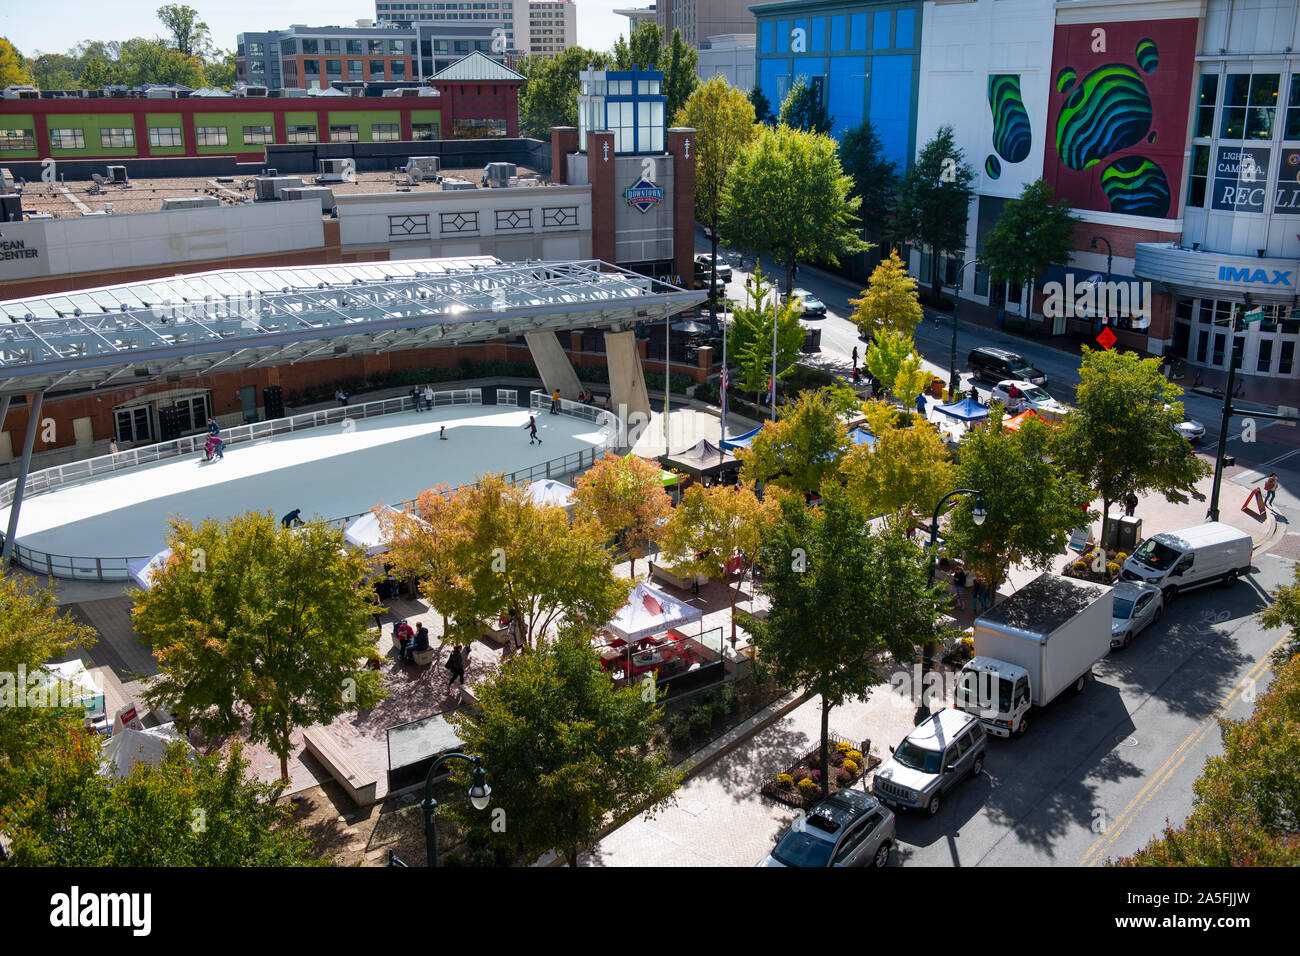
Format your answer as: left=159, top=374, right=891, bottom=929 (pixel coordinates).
left=2, top=387, right=628, bottom=582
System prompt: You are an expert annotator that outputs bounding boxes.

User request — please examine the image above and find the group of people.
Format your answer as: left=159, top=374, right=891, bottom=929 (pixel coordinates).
left=203, top=417, right=224, bottom=461
left=410, top=384, right=436, bottom=411
left=392, top=618, right=468, bottom=688
left=937, top=558, right=991, bottom=613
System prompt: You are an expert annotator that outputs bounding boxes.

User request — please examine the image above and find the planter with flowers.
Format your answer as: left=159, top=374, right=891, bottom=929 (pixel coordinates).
left=761, top=735, right=882, bottom=809
left=1063, top=549, right=1126, bottom=584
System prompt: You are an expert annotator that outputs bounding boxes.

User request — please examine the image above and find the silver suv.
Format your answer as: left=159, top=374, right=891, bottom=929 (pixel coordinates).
left=758, top=789, right=895, bottom=867
left=872, top=708, right=987, bottom=816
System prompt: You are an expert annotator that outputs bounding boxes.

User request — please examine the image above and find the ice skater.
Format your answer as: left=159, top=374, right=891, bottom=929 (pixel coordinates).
left=203, top=434, right=224, bottom=460
left=335, top=389, right=349, bottom=407
left=281, top=508, right=304, bottom=529
left=524, top=415, right=541, bottom=445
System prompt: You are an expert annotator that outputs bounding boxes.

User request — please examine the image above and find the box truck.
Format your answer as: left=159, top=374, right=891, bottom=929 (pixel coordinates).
left=955, top=573, right=1113, bottom=738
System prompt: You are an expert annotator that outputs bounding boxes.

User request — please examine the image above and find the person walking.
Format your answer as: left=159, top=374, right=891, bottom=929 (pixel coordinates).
left=445, top=644, right=466, bottom=690
left=851, top=345, right=858, bottom=370
left=524, top=415, right=541, bottom=445
left=951, top=564, right=967, bottom=611
left=1264, top=472, right=1279, bottom=507
left=550, top=388, right=560, bottom=414
left=1124, top=492, right=1138, bottom=517
left=423, top=384, right=434, bottom=410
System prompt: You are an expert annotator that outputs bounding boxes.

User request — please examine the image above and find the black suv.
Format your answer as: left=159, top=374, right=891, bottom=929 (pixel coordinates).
left=967, top=347, right=1047, bottom=386
left=694, top=255, right=732, bottom=282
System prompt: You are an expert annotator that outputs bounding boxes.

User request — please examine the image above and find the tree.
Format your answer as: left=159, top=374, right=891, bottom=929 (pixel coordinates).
left=947, top=413, right=1093, bottom=595
left=850, top=250, right=923, bottom=342
left=79, top=55, right=121, bottom=89
left=674, top=76, right=757, bottom=317
left=0, top=38, right=32, bottom=87
left=864, top=330, right=930, bottom=408
left=1054, top=348, right=1211, bottom=548
left=840, top=421, right=956, bottom=522
left=156, top=4, right=211, bottom=58
left=571, top=452, right=674, bottom=579
left=29, top=52, right=79, bottom=90
left=445, top=630, right=680, bottom=867
left=203, top=49, right=237, bottom=88
left=980, top=178, right=1081, bottom=322
left=117, top=37, right=205, bottom=88
left=778, top=78, right=832, bottom=135
left=749, top=86, right=773, bottom=125
left=727, top=267, right=805, bottom=405
left=738, top=388, right=850, bottom=496
left=892, top=125, right=975, bottom=301
left=838, top=119, right=898, bottom=231
left=612, top=20, right=662, bottom=71
left=660, top=482, right=775, bottom=643
left=661, top=29, right=698, bottom=121
left=519, top=46, right=611, bottom=138
left=1261, top=564, right=1300, bottom=663
left=752, top=483, right=950, bottom=800
left=132, top=512, right=386, bottom=781
left=720, top=123, right=868, bottom=295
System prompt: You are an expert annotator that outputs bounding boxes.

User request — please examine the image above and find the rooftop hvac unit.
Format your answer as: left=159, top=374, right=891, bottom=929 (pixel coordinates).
left=483, top=162, right=515, bottom=187
left=244, top=86, right=268, bottom=97
left=263, top=168, right=278, bottom=177
left=0, top=167, right=14, bottom=194
left=254, top=178, right=278, bottom=201
left=161, top=196, right=220, bottom=211
left=317, top=159, right=351, bottom=183
left=441, top=177, right=475, bottom=191
left=107, top=165, right=128, bottom=184
left=280, top=186, right=336, bottom=213
left=406, top=156, right=440, bottom=177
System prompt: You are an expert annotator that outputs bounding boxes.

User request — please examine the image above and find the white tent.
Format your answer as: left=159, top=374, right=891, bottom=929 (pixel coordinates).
left=605, top=582, right=703, bottom=644
left=343, top=506, right=405, bottom=556
left=526, top=478, right=574, bottom=509
left=126, top=548, right=173, bottom=590
left=100, top=723, right=192, bottom=779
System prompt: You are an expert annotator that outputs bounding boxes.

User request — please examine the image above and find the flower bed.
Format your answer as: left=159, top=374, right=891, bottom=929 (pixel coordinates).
left=761, top=735, right=882, bottom=809
left=1063, top=548, right=1128, bottom=585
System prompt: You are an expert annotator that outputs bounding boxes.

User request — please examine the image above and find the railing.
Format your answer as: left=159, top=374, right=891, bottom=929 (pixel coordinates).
left=529, top=389, right=620, bottom=436
left=496, top=388, right=518, bottom=407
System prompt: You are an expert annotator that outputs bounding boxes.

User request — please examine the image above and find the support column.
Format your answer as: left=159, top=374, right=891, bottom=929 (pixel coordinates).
left=2, top=390, right=45, bottom=566
left=604, top=329, right=651, bottom=425
left=524, top=331, right=582, bottom=399
left=587, top=131, right=616, bottom=265
left=667, top=127, right=696, bottom=286
left=550, top=126, right=577, bottom=184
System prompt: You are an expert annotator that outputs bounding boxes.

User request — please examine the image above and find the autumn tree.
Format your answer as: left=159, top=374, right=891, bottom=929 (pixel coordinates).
left=132, top=512, right=385, bottom=781
left=864, top=330, right=931, bottom=410
left=571, top=452, right=674, bottom=578
left=850, top=250, right=923, bottom=342
left=660, top=482, right=774, bottom=643
left=0, top=38, right=32, bottom=87
left=839, top=420, right=956, bottom=522
left=738, top=388, right=850, bottom=497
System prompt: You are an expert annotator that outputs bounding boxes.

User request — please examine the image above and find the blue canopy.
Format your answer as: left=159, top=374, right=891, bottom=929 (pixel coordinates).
left=935, top=397, right=990, bottom=422
left=848, top=428, right=878, bottom=450
left=720, top=426, right=763, bottom=451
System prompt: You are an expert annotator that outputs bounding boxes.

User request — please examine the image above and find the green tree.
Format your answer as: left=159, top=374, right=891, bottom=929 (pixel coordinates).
left=519, top=46, right=611, bottom=138
left=611, top=20, right=662, bottom=70
left=1054, top=348, right=1211, bottom=549
left=840, top=420, right=956, bottom=522
left=778, top=78, right=832, bottom=135
left=674, top=76, right=757, bottom=310
left=838, top=119, right=898, bottom=229
left=850, top=250, right=923, bottom=342
left=571, top=452, right=674, bottom=579
left=132, top=512, right=386, bottom=781
left=445, top=630, right=680, bottom=867
left=117, top=37, right=205, bottom=87
left=864, top=329, right=929, bottom=407
left=739, top=388, right=851, bottom=496
left=720, top=123, right=868, bottom=295
left=892, top=125, right=975, bottom=302
left=0, top=38, right=32, bottom=87
left=661, top=29, right=698, bottom=121
left=752, top=483, right=950, bottom=799
left=947, top=413, right=1093, bottom=595
left=79, top=54, right=121, bottom=88
left=727, top=267, right=805, bottom=405
left=1261, top=564, right=1300, bottom=663
left=203, top=49, right=237, bottom=88
left=749, top=85, right=773, bottom=124
left=29, top=52, right=79, bottom=90
left=156, top=4, right=212, bottom=58
left=980, top=178, right=1081, bottom=322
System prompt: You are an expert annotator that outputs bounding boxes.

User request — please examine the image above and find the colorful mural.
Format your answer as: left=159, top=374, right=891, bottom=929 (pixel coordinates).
left=1044, top=18, right=1198, bottom=218
left=985, top=73, right=1032, bottom=180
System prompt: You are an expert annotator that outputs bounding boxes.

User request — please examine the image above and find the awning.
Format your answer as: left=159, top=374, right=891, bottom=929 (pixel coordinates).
left=126, top=548, right=173, bottom=590
left=343, top=506, right=405, bottom=556
left=848, top=428, right=878, bottom=449
left=605, top=582, right=703, bottom=644
left=720, top=426, right=763, bottom=452
left=662, top=438, right=740, bottom=479
left=1036, top=264, right=1149, bottom=323
left=935, top=397, right=990, bottom=421
left=100, top=723, right=192, bottom=779
left=624, top=452, right=680, bottom=485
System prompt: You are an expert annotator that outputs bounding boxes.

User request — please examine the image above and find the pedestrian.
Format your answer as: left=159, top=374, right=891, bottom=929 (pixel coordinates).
left=207, top=417, right=221, bottom=438
left=423, top=384, right=433, bottom=409
left=411, top=385, right=423, bottom=411
left=109, top=439, right=118, bottom=455
left=951, top=564, right=967, bottom=611
left=281, top=508, right=303, bottom=528
left=439, top=425, right=447, bottom=440
left=210, top=435, right=223, bottom=460
left=550, top=388, right=560, bottom=414
left=916, top=391, right=927, bottom=417
left=852, top=365, right=861, bottom=385
left=1264, top=472, right=1279, bottom=507
left=524, top=414, right=541, bottom=445
left=972, top=572, right=990, bottom=612
left=335, top=389, right=349, bottom=407
left=1124, top=492, right=1138, bottom=517
left=851, top=345, right=858, bottom=369
left=394, top=619, right=414, bottom=658
left=445, top=644, right=466, bottom=690
left=507, top=610, right=523, bottom=651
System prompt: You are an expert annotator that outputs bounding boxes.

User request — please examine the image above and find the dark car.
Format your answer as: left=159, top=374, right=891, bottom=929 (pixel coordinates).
left=966, top=346, right=1047, bottom=386
left=694, top=254, right=732, bottom=282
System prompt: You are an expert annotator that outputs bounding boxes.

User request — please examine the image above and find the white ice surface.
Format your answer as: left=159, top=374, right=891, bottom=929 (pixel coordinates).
left=4, top=406, right=609, bottom=559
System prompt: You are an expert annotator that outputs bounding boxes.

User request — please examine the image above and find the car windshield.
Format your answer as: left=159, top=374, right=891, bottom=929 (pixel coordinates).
left=1113, top=597, right=1135, bottom=618
left=893, top=739, right=943, bottom=774
left=1133, top=539, right=1180, bottom=571
left=958, top=671, right=1012, bottom=712
left=1006, top=356, right=1032, bottom=371
left=1020, top=386, right=1050, bottom=402
left=771, top=830, right=835, bottom=867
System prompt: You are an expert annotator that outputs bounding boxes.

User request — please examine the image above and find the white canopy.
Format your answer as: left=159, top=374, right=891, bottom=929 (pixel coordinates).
left=100, top=723, right=192, bottom=779
left=42, top=659, right=106, bottom=716
left=526, top=478, right=574, bottom=509
left=344, top=506, right=404, bottom=555
left=126, top=548, right=173, bottom=590
left=605, top=582, right=703, bottom=644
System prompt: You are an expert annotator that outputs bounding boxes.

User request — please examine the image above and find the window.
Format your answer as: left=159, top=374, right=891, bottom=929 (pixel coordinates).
left=412, top=122, right=438, bottom=139
left=370, top=39, right=384, bottom=53
left=1220, top=73, right=1279, bottom=139
left=49, top=128, right=85, bottom=149
left=249, top=42, right=264, bottom=55
left=1257, top=338, right=1274, bottom=373
left=324, top=39, right=340, bottom=53
left=195, top=126, right=228, bottom=146
left=302, top=38, right=319, bottom=54
left=390, top=39, right=407, bottom=53
left=348, top=59, right=364, bottom=77
left=330, top=124, right=359, bottom=142
left=347, top=39, right=362, bottom=54
left=114, top=406, right=153, bottom=444
left=286, top=125, right=317, bottom=143
left=453, top=118, right=506, bottom=137
left=1280, top=340, right=1295, bottom=375
left=326, top=59, right=342, bottom=74
left=370, top=59, right=386, bottom=78
left=1196, top=73, right=1218, bottom=138
left=304, top=59, right=320, bottom=75
left=372, top=123, right=400, bottom=141
left=1187, top=144, right=1210, bottom=207
left=148, top=126, right=182, bottom=147
left=283, top=39, right=297, bottom=54
left=1286, top=74, right=1300, bottom=139
left=243, top=125, right=273, bottom=144
left=0, top=128, right=35, bottom=150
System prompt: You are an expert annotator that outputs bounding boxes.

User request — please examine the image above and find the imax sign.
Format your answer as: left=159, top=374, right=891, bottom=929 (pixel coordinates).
left=1217, top=267, right=1293, bottom=285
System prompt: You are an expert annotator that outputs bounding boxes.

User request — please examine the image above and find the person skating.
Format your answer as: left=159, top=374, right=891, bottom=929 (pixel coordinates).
left=550, top=389, right=560, bottom=414
left=439, top=425, right=447, bottom=440
left=1264, top=472, right=1279, bottom=508
left=524, top=415, right=541, bottom=445
left=281, top=508, right=304, bottom=529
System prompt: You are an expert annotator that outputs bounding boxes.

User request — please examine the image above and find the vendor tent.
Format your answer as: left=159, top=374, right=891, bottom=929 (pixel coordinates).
left=1003, top=409, right=1043, bottom=431
left=42, top=659, right=106, bottom=725
left=605, top=582, right=703, bottom=644
left=344, top=505, right=405, bottom=555
left=662, top=438, right=740, bottom=481
left=525, top=478, right=575, bottom=509
left=935, top=397, right=991, bottom=422
left=126, top=548, right=173, bottom=590
left=720, top=425, right=763, bottom=452
left=100, top=723, right=192, bottom=779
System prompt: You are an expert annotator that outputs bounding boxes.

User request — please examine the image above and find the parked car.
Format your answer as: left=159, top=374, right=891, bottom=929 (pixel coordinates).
left=1166, top=405, right=1206, bottom=442
left=967, top=346, right=1047, bottom=386
left=694, top=254, right=732, bottom=282
left=758, top=789, right=895, bottom=867
left=872, top=708, right=987, bottom=815
left=791, top=289, right=827, bottom=317
left=988, top=380, right=1071, bottom=416
left=1110, top=581, right=1163, bottom=649
left=1119, top=521, right=1253, bottom=600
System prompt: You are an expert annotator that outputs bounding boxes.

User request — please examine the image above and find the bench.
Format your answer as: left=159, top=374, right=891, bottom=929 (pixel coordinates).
left=303, top=727, right=378, bottom=807
left=411, top=647, right=436, bottom=666
left=649, top=561, right=707, bottom=591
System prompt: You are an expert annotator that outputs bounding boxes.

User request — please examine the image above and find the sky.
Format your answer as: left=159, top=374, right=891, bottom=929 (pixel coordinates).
left=2, top=1, right=633, bottom=58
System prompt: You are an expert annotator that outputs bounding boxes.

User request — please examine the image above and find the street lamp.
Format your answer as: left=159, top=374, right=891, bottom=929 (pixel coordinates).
left=948, top=260, right=982, bottom=397
left=915, top=488, right=986, bottom=725
left=422, top=752, right=491, bottom=867
left=1207, top=297, right=1248, bottom=522
left=1090, top=236, right=1113, bottom=332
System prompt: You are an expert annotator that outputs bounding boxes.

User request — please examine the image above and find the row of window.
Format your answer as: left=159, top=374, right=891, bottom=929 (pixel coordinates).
left=302, top=59, right=408, bottom=78
left=378, top=2, right=511, bottom=8
left=1193, top=71, right=1300, bottom=141
left=1174, top=299, right=1298, bottom=374
left=21, top=124, right=436, bottom=151
left=288, top=38, right=409, bottom=55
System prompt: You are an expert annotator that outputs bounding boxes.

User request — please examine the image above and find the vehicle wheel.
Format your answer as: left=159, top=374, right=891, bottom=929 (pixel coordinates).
left=1153, top=606, right=1163, bottom=625
left=1222, top=570, right=1239, bottom=588
left=1162, top=585, right=1178, bottom=603
left=926, top=794, right=941, bottom=816
left=1121, top=630, right=1133, bottom=649
left=1072, top=672, right=1089, bottom=695
left=872, top=842, right=891, bottom=868
left=1015, top=716, right=1029, bottom=737
left=971, top=754, right=984, bottom=777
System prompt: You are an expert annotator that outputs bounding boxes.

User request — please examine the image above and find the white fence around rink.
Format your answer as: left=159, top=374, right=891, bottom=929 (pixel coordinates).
left=3, top=386, right=623, bottom=581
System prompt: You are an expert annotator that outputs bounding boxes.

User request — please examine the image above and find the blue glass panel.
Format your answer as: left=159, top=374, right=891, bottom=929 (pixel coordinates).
left=759, top=58, right=788, bottom=113
left=830, top=15, right=845, bottom=51
left=829, top=56, right=866, bottom=139
left=777, top=20, right=789, bottom=53
left=811, top=17, right=825, bottom=52
left=869, top=54, right=913, bottom=168
left=850, top=13, right=866, bottom=50
left=760, top=21, right=772, bottom=54
left=874, top=11, right=891, bottom=50
left=896, top=9, right=915, bottom=48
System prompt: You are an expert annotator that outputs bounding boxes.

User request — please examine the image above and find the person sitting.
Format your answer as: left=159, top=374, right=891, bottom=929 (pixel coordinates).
left=281, top=508, right=303, bottom=528
left=405, top=622, right=430, bottom=663
left=394, top=619, right=414, bottom=657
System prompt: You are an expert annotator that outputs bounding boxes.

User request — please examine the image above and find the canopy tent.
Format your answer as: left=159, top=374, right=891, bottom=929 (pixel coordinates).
left=43, top=659, right=106, bottom=716
left=343, top=505, right=405, bottom=556
left=848, top=428, right=878, bottom=450
left=624, top=452, right=680, bottom=486
left=1004, top=409, right=1042, bottom=431
left=525, top=478, right=575, bottom=509
left=100, top=723, right=192, bottom=779
left=720, top=425, right=763, bottom=452
left=935, top=397, right=991, bottom=422
left=662, top=438, right=740, bottom=481
left=605, top=582, right=703, bottom=644
left=126, top=548, right=173, bottom=590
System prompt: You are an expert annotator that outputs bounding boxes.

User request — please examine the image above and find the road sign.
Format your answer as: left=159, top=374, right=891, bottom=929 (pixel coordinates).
left=1242, top=307, right=1264, bottom=323
left=1096, top=326, right=1117, bottom=350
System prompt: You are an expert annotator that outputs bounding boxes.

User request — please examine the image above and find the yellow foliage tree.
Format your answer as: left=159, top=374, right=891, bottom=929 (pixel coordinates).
left=571, top=453, right=674, bottom=579
left=850, top=251, right=923, bottom=343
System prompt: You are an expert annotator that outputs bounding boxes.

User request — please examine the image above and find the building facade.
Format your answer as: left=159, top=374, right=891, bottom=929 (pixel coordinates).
left=373, top=1, right=575, bottom=58
left=657, top=0, right=757, bottom=49
left=698, top=33, right=757, bottom=88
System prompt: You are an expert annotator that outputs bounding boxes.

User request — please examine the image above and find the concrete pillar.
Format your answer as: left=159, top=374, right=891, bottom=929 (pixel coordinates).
left=667, top=127, right=697, bottom=287
left=2, top=390, right=45, bottom=566
left=587, top=131, right=616, bottom=264
left=551, top=127, right=578, bottom=184
left=604, top=329, right=651, bottom=424
left=525, top=331, right=582, bottom=399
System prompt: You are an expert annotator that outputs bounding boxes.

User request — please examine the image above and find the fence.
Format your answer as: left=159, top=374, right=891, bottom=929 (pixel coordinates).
left=495, top=388, right=518, bottom=407
left=529, top=389, right=620, bottom=435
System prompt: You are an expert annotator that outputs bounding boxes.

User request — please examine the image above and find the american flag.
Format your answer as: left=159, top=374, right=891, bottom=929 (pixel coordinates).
left=721, top=365, right=728, bottom=390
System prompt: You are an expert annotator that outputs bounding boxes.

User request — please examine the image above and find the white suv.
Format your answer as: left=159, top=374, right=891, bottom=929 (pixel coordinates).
left=872, top=708, right=987, bottom=816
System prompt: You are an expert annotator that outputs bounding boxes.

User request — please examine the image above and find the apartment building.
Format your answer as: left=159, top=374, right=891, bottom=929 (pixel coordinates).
left=375, top=1, right=574, bottom=57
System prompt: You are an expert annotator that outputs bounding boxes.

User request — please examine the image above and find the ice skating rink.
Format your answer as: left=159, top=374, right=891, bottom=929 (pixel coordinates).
left=3, top=406, right=611, bottom=560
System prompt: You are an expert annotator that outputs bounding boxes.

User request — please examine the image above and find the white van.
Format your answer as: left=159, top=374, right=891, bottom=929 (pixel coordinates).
left=1119, top=522, right=1252, bottom=600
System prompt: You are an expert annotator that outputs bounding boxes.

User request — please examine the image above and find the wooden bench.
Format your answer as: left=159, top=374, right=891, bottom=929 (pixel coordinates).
left=303, top=727, right=378, bottom=807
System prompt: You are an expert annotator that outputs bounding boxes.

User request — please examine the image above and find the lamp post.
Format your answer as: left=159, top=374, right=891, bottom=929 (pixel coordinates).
left=914, top=489, right=986, bottom=726
left=1090, top=236, right=1113, bottom=332
left=422, top=752, right=491, bottom=867
left=948, top=260, right=981, bottom=397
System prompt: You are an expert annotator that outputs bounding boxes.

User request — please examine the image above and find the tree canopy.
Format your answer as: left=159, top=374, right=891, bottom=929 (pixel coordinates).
left=0, top=38, right=32, bottom=87
left=980, top=178, right=1081, bottom=320
left=518, top=46, right=611, bottom=137
left=738, top=388, right=850, bottom=496
left=838, top=119, right=898, bottom=227
left=840, top=417, right=956, bottom=522
left=571, top=452, right=674, bottom=578
left=850, top=250, right=923, bottom=342
left=778, top=78, right=833, bottom=135
left=749, top=86, right=774, bottom=124
left=727, top=267, right=805, bottom=403
left=892, top=125, right=975, bottom=299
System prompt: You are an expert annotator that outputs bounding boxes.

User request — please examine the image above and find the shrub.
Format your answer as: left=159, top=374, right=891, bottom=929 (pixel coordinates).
left=846, top=749, right=863, bottom=764
left=842, top=759, right=859, bottom=775
left=836, top=770, right=851, bottom=785
left=668, top=716, right=692, bottom=749
left=1116, top=552, right=1129, bottom=563
left=442, top=852, right=465, bottom=867
left=790, top=768, right=810, bottom=784
left=688, top=707, right=712, bottom=736
left=797, top=777, right=817, bottom=792
left=469, top=847, right=496, bottom=867
left=810, top=769, right=823, bottom=781
left=835, top=741, right=853, bottom=753
left=719, top=685, right=739, bottom=714
left=775, top=773, right=795, bottom=789
left=1107, top=562, right=1121, bottom=578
